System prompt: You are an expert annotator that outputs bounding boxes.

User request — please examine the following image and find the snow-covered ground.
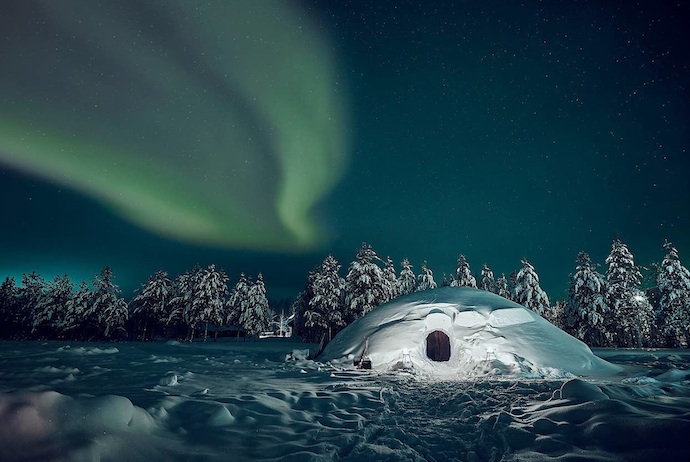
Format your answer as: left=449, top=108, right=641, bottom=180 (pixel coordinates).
left=0, top=339, right=689, bottom=461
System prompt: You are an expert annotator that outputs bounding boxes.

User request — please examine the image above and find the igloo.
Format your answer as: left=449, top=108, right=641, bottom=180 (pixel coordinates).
left=319, top=287, right=621, bottom=378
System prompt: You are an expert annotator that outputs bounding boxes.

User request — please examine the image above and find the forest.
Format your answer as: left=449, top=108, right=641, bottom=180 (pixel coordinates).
left=0, top=239, right=688, bottom=349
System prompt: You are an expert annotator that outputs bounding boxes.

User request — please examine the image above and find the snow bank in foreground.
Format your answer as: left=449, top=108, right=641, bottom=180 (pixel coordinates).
left=320, top=287, right=621, bottom=378
left=0, top=390, right=166, bottom=462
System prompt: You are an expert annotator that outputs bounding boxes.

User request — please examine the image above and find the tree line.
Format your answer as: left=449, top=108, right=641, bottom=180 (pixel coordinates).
left=290, top=240, right=690, bottom=349
left=0, top=265, right=273, bottom=342
left=1, top=239, right=688, bottom=348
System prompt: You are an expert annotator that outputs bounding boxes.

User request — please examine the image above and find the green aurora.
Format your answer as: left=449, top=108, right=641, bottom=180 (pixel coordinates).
left=0, top=0, right=348, bottom=251
left=2, top=0, right=688, bottom=298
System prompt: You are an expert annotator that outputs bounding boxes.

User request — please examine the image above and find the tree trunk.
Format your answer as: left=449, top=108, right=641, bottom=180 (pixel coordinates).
left=204, top=322, right=209, bottom=342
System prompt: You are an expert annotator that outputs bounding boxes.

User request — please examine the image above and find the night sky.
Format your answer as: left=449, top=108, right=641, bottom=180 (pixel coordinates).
left=1, top=0, right=689, bottom=301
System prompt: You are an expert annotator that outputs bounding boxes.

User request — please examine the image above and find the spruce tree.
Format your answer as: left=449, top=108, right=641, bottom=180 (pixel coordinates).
left=345, top=243, right=389, bottom=321
left=244, top=273, right=272, bottom=337
left=508, top=270, right=519, bottom=302
left=657, top=241, right=690, bottom=347
left=452, top=255, right=477, bottom=288
left=18, top=272, right=45, bottom=336
left=62, top=281, right=92, bottom=339
left=480, top=263, right=496, bottom=293
left=227, top=273, right=251, bottom=339
left=291, top=270, right=317, bottom=341
left=305, top=255, right=346, bottom=341
left=416, top=261, right=437, bottom=291
left=383, top=256, right=399, bottom=300
left=544, top=300, right=566, bottom=330
left=495, top=274, right=510, bottom=299
left=0, top=277, right=18, bottom=338
left=441, top=273, right=451, bottom=287
left=32, top=274, right=74, bottom=338
left=169, top=267, right=202, bottom=341
left=90, top=267, right=128, bottom=340
left=397, top=258, right=417, bottom=296
left=512, top=259, right=550, bottom=317
left=193, top=264, right=229, bottom=342
left=131, top=270, right=173, bottom=341
left=565, top=252, right=610, bottom=346
left=605, top=240, right=653, bottom=347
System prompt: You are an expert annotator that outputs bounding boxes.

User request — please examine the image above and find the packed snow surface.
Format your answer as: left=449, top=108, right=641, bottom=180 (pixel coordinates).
left=1, top=339, right=689, bottom=461
left=321, top=287, right=621, bottom=378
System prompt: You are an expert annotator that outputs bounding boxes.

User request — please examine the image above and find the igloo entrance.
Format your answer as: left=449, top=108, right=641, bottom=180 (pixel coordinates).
left=426, top=330, right=451, bottom=362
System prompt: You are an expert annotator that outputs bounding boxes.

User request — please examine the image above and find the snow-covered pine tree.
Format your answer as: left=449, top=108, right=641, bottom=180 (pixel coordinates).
left=31, top=274, right=74, bottom=338
left=645, top=263, right=663, bottom=327
left=227, top=273, right=251, bottom=339
left=345, top=243, right=390, bottom=322
left=193, top=264, right=229, bottom=342
left=132, top=270, right=173, bottom=341
left=90, top=267, right=128, bottom=340
left=564, top=252, right=610, bottom=347
left=512, top=259, right=550, bottom=317
left=168, top=269, right=195, bottom=339
left=441, top=273, right=451, bottom=287
left=61, top=281, right=92, bottom=339
left=305, top=255, right=346, bottom=342
left=657, top=241, right=690, bottom=347
left=290, top=269, right=317, bottom=341
left=452, top=255, right=477, bottom=288
left=169, top=266, right=217, bottom=341
left=508, top=270, right=518, bottom=302
left=631, top=290, right=655, bottom=347
left=495, top=274, right=510, bottom=299
left=480, top=263, right=496, bottom=292
left=416, top=261, right=437, bottom=291
left=18, top=272, right=45, bottom=336
left=182, top=266, right=206, bottom=341
left=0, top=277, right=18, bottom=338
left=244, top=273, right=272, bottom=337
left=383, top=256, right=399, bottom=300
left=605, top=240, right=653, bottom=347
left=397, top=258, right=417, bottom=296
left=544, top=300, right=566, bottom=330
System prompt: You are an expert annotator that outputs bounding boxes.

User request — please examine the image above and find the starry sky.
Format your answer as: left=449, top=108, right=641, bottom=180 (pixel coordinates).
left=1, top=0, right=689, bottom=300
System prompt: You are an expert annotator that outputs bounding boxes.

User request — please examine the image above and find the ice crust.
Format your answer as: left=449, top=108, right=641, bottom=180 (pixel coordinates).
left=320, top=287, right=622, bottom=377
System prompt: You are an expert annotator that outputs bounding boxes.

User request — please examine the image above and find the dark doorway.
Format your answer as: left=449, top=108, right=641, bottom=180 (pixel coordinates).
left=426, top=331, right=451, bottom=362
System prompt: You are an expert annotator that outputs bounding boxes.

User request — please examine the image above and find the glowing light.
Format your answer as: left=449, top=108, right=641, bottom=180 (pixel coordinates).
left=0, top=0, right=348, bottom=251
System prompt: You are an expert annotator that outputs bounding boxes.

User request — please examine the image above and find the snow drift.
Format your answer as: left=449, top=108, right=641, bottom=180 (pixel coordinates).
left=320, top=287, right=621, bottom=377
left=1, top=340, right=688, bottom=461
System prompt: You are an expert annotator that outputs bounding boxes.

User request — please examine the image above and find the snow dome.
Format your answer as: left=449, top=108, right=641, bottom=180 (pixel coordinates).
left=320, top=287, right=621, bottom=378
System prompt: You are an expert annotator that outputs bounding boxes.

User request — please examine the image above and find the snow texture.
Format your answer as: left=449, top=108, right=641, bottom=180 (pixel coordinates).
left=0, top=339, right=689, bottom=461
left=320, top=287, right=621, bottom=378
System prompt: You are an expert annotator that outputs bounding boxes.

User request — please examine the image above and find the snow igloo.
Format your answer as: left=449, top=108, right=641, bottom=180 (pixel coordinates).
left=319, top=287, right=620, bottom=378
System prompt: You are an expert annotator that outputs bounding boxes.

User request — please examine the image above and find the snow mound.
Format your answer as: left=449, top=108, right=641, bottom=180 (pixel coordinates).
left=56, top=345, right=119, bottom=355
left=320, top=287, right=621, bottom=378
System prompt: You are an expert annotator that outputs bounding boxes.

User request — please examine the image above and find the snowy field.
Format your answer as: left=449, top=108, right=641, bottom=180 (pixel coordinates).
left=1, top=340, right=689, bottom=462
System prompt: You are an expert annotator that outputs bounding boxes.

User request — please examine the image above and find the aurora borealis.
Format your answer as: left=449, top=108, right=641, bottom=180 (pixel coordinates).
left=0, top=0, right=347, bottom=251
left=1, top=1, right=689, bottom=298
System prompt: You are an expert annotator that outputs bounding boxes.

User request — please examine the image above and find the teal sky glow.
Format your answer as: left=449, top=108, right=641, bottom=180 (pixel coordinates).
left=1, top=1, right=688, bottom=299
